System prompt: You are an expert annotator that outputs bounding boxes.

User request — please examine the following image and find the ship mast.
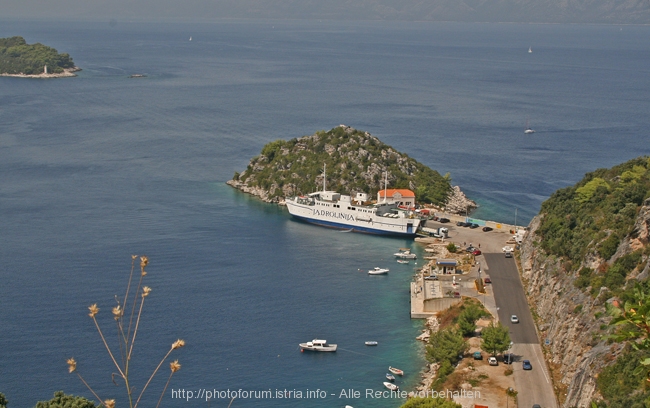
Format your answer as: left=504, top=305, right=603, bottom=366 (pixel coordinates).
left=323, top=163, right=326, bottom=192
left=383, top=171, right=388, bottom=203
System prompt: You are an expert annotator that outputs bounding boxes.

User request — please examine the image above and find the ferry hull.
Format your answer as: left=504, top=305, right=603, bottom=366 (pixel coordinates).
left=290, top=214, right=418, bottom=237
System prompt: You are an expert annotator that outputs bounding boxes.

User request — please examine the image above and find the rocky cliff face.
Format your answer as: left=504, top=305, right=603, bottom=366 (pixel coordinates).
left=520, top=197, right=650, bottom=407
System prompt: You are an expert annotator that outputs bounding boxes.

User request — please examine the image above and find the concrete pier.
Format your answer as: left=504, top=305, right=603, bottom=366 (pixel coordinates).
left=410, top=218, right=515, bottom=319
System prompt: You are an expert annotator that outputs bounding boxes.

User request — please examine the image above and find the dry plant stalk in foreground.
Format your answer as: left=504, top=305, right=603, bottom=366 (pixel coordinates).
left=67, top=255, right=185, bottom=408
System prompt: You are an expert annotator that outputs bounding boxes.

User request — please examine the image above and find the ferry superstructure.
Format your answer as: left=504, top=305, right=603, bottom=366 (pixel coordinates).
left=285, top=166, right=421, bottom=237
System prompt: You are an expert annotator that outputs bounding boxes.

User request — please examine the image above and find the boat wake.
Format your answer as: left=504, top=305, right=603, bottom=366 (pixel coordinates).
left=336, top=347, right=381, bottom=359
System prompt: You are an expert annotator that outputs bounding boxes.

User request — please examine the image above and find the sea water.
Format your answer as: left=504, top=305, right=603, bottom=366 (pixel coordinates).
left=1, top=19, right=649, bottom=407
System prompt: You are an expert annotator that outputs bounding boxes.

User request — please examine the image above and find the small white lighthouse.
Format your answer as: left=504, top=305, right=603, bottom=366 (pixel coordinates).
left=44, top=65, right=48, bottom=74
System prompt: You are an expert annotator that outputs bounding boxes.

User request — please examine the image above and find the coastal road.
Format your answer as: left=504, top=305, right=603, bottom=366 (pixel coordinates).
left=483, top=253, right=537, bottom=344
left=483, top=253, right=558, bottom=408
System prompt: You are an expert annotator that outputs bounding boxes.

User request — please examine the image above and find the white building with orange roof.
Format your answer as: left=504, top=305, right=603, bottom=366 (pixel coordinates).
left=377, top=189, right=416, bottom=209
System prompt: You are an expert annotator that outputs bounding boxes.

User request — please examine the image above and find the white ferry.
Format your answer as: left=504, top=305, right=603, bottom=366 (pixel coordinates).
left=285, top=166, right=422, bottom=237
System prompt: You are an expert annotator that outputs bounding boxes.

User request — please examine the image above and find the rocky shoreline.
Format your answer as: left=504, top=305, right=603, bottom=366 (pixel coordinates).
left=1, top=66, right=81, bottom=78
left=414, top=316, right=440, bottom=392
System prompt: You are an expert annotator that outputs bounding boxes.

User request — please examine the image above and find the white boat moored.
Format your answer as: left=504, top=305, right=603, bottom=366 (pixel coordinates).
left=365, top=341, right=378, bottom=346
left=394, top=251, right=417, bottom=259
left=383, top=382, right=399, bottom=391
left=299, top=339, right=337, bottom=352
left=388, top=366, right=404, bottom=376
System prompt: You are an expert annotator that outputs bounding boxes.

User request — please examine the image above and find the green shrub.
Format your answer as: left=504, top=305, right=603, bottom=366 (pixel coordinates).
left=598, top=233, right=621, bottom=260
left=597, top=347, right=650, bottom=407
left=34, top=391, right=96, bottom=408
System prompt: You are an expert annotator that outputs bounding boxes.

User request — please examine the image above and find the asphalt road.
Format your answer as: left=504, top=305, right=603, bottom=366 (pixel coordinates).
left=483, top=253, right=538, bottom=344
left=483, top=252, right=558, bottom=408
left=512, top=343, right=558, bottom=408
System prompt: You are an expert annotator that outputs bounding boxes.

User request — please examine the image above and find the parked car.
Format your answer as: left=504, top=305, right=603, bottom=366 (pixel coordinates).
left=504, top=353, right=514, bottom=364
left=439, top=218, right=450, bottom=223
left=424, top=275, right=438, bottom=280
left=482, top=226, right=493, bottom=232
left=472, top=249, right=482, bottom=256
left=532, top=405, right=542, bottom=408
left=523, top=360, right=532, bottom=370
left=470, top=223, right=480, bottom=229
left=484, top=277, right=491, bottom=284
left=466, top=246, right=476, bottom=252
left=473, top=351, right=483, bottom=360
left=510, top=315, right=519, bottom=323
left=456, top=221, right=465, bottom=226
left=454, top=291, right=461, bottom=298
left=488, top=356, right=498, bottom=366
left=505, top=251, right=513, bottom=258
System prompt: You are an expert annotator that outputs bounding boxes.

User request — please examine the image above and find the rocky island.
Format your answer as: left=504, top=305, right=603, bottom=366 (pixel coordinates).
left=227, top=125, right=476, bottom=213
left=0, top=36, right=80, bottom=78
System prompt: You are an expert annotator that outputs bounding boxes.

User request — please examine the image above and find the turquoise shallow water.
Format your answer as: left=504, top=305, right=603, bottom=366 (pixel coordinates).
left=1, top=19, right=649, bottom=407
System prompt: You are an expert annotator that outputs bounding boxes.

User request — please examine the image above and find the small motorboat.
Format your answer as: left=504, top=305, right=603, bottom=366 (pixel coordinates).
left=365, top=341, right=378, bottom=346
left=388, top=366, right=404, bottom=376
left=396, top=260, right=409, bottom=264
left=299, top=339, right=337, bottom=352
left=394, top=251, right=417, bottom=259
left=386, top=373, right=395, bottom=382
left=383, top=382, right=399, bottom=391
left=368, top=267, right=389, bottom=275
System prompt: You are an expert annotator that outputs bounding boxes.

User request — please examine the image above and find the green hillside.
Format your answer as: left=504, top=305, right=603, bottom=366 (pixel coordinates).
left=231, top=125, right=452, bottom=205
left=537, top=157, right=650, bottom=292
left=533, top=156, right=650, bottom=407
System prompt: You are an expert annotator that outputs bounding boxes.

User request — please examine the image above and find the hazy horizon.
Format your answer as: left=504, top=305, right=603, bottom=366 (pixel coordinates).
left=3, top=0, right=650, bottom=24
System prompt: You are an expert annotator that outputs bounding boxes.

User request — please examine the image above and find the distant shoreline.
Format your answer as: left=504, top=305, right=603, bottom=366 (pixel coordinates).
left=0, top=66, right=81, bottom=78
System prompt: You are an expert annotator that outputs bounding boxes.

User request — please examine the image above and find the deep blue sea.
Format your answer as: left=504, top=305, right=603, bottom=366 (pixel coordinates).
left=1, top=19, right=649, bottom=407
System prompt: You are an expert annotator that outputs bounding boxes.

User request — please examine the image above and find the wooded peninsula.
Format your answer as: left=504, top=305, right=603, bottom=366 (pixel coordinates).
left=0, top=36, right=78, bottom=77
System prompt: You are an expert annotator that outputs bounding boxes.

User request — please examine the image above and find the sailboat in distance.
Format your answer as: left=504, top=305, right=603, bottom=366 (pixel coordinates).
left=528, top=46, right=532, bottom=53
left=524, top=118, right=535, bottom=134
